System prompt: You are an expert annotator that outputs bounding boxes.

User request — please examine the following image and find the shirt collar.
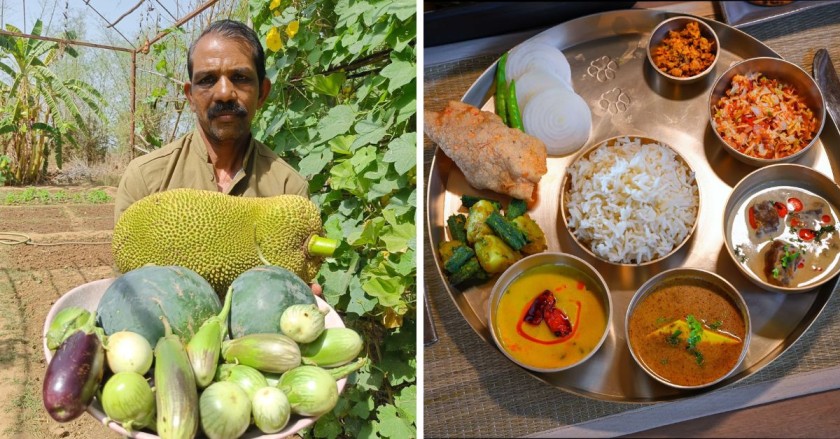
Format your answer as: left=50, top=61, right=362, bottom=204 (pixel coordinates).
left=190, top=128, right=256, bottom=174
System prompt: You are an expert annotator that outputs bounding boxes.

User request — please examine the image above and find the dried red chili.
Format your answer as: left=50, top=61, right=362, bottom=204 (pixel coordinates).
left=544, top=307, right=572, bottom=337
left=524, top=290, right=555, bottom=325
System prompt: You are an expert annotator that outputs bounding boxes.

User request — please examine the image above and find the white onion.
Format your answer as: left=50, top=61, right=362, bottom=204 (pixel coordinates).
left=505, top=41, right=572, bottom=85
left=522, top=87, right=592, bottom=156
left=514, top=67, right=572, bottom=108
left=105, top=331, right=153, bottom=375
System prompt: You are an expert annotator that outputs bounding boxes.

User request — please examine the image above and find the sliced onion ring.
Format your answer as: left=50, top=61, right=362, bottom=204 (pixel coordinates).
left=506, top=41, right=572, bottom=85
left=522, top=87, right=592, bottom=156
left=514, top=67, right=572, bottom=108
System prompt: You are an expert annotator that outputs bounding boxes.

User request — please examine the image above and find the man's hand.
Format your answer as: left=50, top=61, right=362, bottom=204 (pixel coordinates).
left=310, top=283, right=323, bottom=297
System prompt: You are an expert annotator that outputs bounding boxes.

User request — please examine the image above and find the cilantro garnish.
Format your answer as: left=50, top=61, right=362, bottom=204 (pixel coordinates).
left=666, top=329, right=682, bottom=346
left=815, top=225, right=836, bottom=242
left=772, top=267, right=781, bottom=279
left=780, top=250, right=800, bottom=268
left=685, top=315, right=705, bottom=365
left=686, top=315, right=703, bottom=350
left=690, top=348, right=704, bottom=365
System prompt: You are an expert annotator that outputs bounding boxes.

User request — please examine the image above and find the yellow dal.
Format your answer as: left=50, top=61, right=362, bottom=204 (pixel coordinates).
left=494, top=265, right=608, bottom=369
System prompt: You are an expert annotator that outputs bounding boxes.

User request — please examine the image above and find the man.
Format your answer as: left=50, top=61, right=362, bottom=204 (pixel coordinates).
left=114, top=19, right=307, bottom=222
left=115, top=20, right=321, bottom=295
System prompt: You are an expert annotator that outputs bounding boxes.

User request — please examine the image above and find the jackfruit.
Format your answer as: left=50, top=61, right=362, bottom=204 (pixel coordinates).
left=112, top=188, right=338, bottom=293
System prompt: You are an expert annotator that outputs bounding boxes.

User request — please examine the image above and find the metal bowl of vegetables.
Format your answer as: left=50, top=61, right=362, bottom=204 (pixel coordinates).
left=43, top=278, right=349, bottom=439
left=708, top=57, right=826, bottom=167
left=647, top=16, right=720, bottom=84
left=487, top=252, right=612, bottom=373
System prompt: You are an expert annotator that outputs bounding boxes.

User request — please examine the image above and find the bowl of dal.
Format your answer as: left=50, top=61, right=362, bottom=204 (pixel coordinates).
left=625, top=268, right=751, bottom=389
left=487, top=252, right=612, bottom=373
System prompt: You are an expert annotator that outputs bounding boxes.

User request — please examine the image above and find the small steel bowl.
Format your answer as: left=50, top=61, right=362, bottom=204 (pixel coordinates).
left=646, top=16, right=720, bottom=84
left=560, top=135, right=701, bottom=266
left=625, top=268, right=751, bottom=390
left=708, top=57, right=826, bottom=167
left=487, top=252, right=612, bottom=373
left=723, top=164, right=840, bottom=293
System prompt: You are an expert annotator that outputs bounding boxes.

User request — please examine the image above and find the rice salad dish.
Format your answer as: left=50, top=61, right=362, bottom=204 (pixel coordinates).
left=565, top=137, right=699, bottom=264
left=712, top=71, right=819, bottom=160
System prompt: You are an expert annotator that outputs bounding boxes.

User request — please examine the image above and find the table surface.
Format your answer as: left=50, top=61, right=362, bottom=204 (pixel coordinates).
left=422, top=1, right=840, bottom=437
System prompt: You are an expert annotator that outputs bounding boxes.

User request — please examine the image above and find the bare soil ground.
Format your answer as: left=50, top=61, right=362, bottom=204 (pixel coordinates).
left=0, top=186, right=117, bottom=438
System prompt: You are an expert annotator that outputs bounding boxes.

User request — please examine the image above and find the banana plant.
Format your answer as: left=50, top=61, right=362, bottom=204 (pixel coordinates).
left=0, top=20, right=107, bottom=184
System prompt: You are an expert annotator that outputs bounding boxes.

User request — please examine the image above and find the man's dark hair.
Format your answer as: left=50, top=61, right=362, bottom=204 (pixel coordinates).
left=187, top=19, right=266, bottom=87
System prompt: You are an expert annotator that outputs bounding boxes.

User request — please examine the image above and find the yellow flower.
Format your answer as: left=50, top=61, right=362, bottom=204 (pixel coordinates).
left=266, top=27, right=283, bottom=52
left=286, top=20, right=299, bottom=39
left=270, top=0, right=282, bottom=10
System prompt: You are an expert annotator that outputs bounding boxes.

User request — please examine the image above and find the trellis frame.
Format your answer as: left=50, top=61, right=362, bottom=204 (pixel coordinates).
left=0, top=0, right=223, bottom=159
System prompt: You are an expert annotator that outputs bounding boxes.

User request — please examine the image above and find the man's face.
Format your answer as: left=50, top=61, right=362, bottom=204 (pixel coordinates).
left=185, top=34, right=270, bottom=146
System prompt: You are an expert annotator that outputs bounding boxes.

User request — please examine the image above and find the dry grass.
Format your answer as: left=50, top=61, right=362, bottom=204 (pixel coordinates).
left=48, top=152, right=129, bottom=187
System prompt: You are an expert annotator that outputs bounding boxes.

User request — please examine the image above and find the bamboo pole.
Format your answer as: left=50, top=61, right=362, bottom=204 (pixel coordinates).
left=130, top=51, right=137, bottom=160
left=0, top=29, right=134, bottom=52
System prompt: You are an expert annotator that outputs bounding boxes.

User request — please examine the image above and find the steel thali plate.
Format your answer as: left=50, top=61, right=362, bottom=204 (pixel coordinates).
left=426, top=9, right=840, bottom=402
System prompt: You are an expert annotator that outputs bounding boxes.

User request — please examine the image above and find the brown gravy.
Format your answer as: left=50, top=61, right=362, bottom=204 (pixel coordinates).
left=628, top=278, right=746, bottom=387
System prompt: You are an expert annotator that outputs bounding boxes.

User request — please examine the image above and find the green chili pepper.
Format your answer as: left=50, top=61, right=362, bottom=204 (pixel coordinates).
left=495, top=53, right=509, bottom=125
left=508, top=78, right=524, bottom=131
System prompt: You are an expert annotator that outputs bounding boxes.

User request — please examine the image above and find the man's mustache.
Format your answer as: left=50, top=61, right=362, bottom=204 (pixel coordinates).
left=207, top=102, right=247, bottom=119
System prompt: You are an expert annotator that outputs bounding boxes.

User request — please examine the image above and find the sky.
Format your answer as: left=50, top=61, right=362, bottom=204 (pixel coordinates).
left=0, top=0, right=201, bottom=48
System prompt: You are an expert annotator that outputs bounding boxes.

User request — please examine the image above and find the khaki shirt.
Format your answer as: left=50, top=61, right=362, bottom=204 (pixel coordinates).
left=115, top=129, right=308, bottom=222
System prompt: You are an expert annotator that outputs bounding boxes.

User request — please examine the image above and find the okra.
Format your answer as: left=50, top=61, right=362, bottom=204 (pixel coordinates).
left=449, top=257, right=488, bottom=286
left=495, top=52, right=509, bottom=125
left=444, top=245, right=475, bottom=274
left=447, top=214, right=468, bottom=243
left=508, top=79, right=524, bottom=131
left=222, top=333, right=301, bottom=373
left=506, top=198, right=528, bottom=220
left=155, top=316, right=198, bottom=439
left=186, top=286, right=232, bottom=388
left=461, top=194, right=502, bottom=210
left=486, top=211, right=528, bottom=250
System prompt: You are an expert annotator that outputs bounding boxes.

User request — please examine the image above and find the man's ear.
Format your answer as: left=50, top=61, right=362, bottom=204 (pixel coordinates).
left=258, top=78, right=272, bottom=107
left=184, top=81, right=193, bottom=104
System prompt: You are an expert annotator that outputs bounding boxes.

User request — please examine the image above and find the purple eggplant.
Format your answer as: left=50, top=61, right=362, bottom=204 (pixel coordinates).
left=43, top=324, right=105, bottom=422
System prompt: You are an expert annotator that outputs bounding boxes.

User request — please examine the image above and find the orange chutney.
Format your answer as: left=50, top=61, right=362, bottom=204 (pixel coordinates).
left=494, top=265, right=608, bottom=369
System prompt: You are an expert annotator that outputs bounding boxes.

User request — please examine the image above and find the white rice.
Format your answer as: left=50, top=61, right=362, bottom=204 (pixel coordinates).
left=565, top=136, right=699, bottom=264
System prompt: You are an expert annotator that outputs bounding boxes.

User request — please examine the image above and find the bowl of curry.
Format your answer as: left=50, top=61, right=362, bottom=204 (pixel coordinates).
left=724, top=164, right=840, bottom=293
left=487, top=252, right=612, bottom=373
left=625, top=268, right=751, bottom=389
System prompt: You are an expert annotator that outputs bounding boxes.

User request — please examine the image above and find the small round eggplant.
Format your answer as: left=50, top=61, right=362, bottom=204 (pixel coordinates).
left=43, top=330, right=105, bottom=422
